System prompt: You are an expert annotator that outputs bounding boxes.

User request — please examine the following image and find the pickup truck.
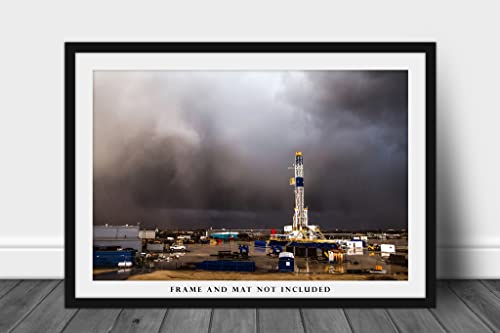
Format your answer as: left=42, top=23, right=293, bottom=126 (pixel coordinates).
left=170, top=244, right=186, bottom=252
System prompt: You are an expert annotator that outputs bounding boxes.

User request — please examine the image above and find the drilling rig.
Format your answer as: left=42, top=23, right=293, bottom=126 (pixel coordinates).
left=287, top=151, right=325, bottom=240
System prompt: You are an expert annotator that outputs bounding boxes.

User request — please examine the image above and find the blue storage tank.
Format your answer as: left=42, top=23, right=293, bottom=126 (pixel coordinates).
left=254, top=240, right=267, bottom=248
left=278, top=252, right=294, bottom=272
left=196, top=260, right=256, bottom=272
left=93, top=250, right=136, bottom=267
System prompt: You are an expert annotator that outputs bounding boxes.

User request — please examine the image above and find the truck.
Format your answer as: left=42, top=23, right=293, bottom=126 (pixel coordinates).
left=170, top=244, right=187, bottom=252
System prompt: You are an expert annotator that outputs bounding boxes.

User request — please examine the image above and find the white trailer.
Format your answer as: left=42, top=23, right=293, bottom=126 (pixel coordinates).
left=381, top=244, right=396, bottom=253
left=346, top=241, right=363, bottom=249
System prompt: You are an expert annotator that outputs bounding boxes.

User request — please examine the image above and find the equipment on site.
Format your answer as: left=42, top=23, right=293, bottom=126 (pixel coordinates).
left=196, top=260, right=256, bottom=272
left=93, top=249, right=136, bottom=268
left=117, top=261, right=133, bottom=268
left=212, top=245, right=250, bottom=260
left=268, top=244, right=283, bottom=256
left=380, top=244, right=396, bottom=257
left=278, top=252, right=295, bottom=272
left=381, top=244, right=396, bottom=253
left=350, top=238, right=367, bottom=247
left=239, top=244, right=249, bottom=258
left=170, top=244, right=186, bottom=252
left=328, top=250, right=344, bottom=264
left=215, top=250, right=235, bottom=259
left=254, top=240, right=267, bottom=248
left=369, top=260, right=387, bottom=274
left=346, top=240, right=364, bottom=249
left=210, top=231, right=239, bottom=240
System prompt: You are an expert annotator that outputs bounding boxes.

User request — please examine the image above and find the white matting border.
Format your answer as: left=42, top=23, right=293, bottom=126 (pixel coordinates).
left=74, top=52, right=427, bottom=299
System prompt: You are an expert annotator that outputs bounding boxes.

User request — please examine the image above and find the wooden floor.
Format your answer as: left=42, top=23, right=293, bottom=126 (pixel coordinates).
left=0, top=281, right=499, bottom=332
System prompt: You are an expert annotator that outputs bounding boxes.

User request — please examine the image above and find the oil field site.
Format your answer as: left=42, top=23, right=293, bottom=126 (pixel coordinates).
left=93, top=226, right=408, bottom=281
left=93, top=71, right=410, bottom=282
left=93, top=152, right=408, bottom=281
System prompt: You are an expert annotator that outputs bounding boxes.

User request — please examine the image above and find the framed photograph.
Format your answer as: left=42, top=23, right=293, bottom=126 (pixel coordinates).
left=65, top=42, right=436, bottom=307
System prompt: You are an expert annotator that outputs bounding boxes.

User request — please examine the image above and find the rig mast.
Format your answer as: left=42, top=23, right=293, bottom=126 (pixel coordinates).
left=288, top=151, right=326, bottom=240
left=291, top=151, right=308, bottom=231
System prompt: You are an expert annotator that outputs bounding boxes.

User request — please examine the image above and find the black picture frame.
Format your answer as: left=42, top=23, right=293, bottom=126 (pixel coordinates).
left=65, top=42, right=436, bottom=308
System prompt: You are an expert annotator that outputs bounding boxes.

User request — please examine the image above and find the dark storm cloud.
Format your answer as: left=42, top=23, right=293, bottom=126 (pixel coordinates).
left=93, top=71, right=408, bottom=230
left=283, top=71, right=408, bottom=223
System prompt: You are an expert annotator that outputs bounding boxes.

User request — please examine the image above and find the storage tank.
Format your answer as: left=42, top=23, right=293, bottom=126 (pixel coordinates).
left=93, top=250, right=136, bottom=267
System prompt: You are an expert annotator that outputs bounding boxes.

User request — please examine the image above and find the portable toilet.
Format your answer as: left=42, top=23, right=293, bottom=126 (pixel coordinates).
left=278, top=252, right=294, bottom=272
left=239, top=244, right=249, bottom=258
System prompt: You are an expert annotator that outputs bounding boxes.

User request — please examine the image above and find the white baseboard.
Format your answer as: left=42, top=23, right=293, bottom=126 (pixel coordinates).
left=0, top=248, right=64, bottom=279
left=436, top=247, right=500, bottom=279
left=1, top=247, right=499, bottom=279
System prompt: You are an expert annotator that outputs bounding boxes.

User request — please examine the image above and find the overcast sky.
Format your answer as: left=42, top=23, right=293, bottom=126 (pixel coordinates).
left=93, top=70, right=408, bottom=230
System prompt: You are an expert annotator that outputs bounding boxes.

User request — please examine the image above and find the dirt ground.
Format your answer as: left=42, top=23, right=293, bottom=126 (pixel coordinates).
left=93, top=240, right=408, bottom=281
left=127, top=270, right=407, bottom=281
left=93, top=268, right=119, bottom=274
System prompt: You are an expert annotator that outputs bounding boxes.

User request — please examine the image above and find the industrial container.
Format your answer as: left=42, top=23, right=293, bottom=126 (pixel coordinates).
left=278, top=252, right=294, bottom=272
left=351, top=238, right=367, bottom=247
left=210, top=232, right=239, bottom=240
left=196, top=260, right=256, bottom=272
left=93, top=250, right=136, bottom=267
left=146, top=243, right=165, bottom=252
left=346, top=241, right=363, bottom=249
left=380, top=244, right=396, bottom=253
left=254, top=240, right=267, bottom=248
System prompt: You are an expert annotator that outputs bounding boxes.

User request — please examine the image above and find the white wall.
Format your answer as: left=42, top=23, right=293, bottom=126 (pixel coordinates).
left=0, top=1, right=499, bottom=278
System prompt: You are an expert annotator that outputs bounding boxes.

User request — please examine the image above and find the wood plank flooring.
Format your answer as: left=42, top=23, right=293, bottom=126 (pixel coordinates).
left=0, top=280, right=498, bottom=332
